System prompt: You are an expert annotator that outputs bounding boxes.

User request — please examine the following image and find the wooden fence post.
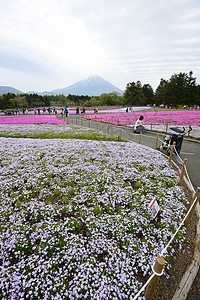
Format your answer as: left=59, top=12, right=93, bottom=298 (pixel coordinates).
left=151, top=122, right=153, bottom=131
left=120, top=128, right=122, bottom=139
left=89, top=119, right=90, bottom=128
left=97, top=121, right=98, bottom=130
left=144, top=256, right=165, bottom=300
left=168, top=141, right=176, bottom=162
left=166, top=121, right=168, bottom=133
left=139, top=131, right=142, bottom=144
left=81, top=118, right=83, bottom=126
left=188, top=125, right=192, bottom=137
left=107, top=123, right=109, bottom=135
left=178, top=158, right=188, bottom=186
left=184, top=187, right=200, bottom=228
left=155, top=134, right=159, bottom=150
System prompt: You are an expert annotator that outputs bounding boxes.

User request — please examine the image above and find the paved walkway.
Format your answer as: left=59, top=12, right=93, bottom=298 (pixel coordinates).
left=68, top=114, right=200, bottom=189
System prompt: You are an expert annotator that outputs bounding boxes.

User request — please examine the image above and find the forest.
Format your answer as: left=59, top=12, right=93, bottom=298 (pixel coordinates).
left=0, top=71, right=199, bottom=110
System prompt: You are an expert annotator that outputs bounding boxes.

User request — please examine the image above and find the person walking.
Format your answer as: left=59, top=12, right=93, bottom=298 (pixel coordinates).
left=65, top=106, right=69, bottom=117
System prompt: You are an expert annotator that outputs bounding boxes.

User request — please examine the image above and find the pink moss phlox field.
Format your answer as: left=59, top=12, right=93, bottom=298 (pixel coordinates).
left=0, top=116, right=67, bottom=125
left=85, top=110, right=200, bottom=126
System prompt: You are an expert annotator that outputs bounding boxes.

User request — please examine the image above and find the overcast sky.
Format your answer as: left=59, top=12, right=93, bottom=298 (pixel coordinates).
left=0, top=0, right=200, bottom=93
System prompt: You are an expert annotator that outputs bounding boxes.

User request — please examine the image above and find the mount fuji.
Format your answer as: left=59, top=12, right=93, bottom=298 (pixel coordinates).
left=49, top=75, right=123, bottom=96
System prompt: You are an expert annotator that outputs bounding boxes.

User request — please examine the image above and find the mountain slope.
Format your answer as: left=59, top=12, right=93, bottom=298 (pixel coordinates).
left=0, top=86, right=23, bottom=95
left=51, top=75, right=123, bottom=96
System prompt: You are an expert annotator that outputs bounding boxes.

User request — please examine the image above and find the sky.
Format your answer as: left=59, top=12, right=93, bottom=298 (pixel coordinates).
left=0, top=0, right=200, bottom=93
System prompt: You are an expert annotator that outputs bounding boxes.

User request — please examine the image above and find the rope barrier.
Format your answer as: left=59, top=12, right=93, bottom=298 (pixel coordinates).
left=172, top=147, right=196, bottom=193
left=173, top=147, right=184, bottom=163
left=152, top=261, right=165, bottom=277
left=72, top=116, right=198, bottom=299
left=132, top=273, right=155, bottom=300
left=184, top=166, right=195, bottom=193
left=160, top=195, right=198, bottom=257
left=133, top=192, right=199, bottom=299
left=158, top=137, right=164, bottom=143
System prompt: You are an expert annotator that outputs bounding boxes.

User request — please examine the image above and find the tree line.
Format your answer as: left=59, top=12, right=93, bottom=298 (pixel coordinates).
left=0, top=71, right=200, bottom=110
left=0, top=92, right=123, bottom=110
left=123, top=71, right=200, bottom=107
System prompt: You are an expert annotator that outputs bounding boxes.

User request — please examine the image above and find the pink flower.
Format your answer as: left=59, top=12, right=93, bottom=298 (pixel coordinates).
left=84, top=110, right=200, bottom=126
left=0, top=116, right=67, bottom=125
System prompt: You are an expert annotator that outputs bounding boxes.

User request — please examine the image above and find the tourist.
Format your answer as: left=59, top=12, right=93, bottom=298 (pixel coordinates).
left=134, top=116, right=145, bottom=133
left=64, top=106, right=69, bottom=117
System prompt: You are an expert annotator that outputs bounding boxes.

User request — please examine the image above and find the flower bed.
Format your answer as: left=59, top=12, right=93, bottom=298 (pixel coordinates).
left=85, top=110, right=200, bottom=126
left=0, top=116, right=67, bottom=125
left=83, top=110, right=200, bottom=139
left=0, top=138, right=188, bottom=299
left=0, top=124, right=117, bottom=141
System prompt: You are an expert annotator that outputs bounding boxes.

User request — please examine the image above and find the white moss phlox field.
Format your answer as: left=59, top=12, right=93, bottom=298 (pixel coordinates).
left=0, top=124, right=113, bottom=139
left=0, top=138, right=187, bottom=299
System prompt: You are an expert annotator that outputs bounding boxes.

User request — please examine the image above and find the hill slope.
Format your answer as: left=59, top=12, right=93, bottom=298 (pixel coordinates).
left=0, top=86, right=23, bottom=95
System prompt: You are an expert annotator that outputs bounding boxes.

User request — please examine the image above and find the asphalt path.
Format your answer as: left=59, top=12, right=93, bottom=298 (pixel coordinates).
left=68, top=114, right=200, bottom=189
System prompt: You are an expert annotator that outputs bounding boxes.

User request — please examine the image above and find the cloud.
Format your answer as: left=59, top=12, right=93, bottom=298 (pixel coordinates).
left=0, top=0, right=200, bottom=92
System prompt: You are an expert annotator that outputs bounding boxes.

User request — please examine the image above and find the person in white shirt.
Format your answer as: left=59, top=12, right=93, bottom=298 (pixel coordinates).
left=134, top=116, right=145, bottom=133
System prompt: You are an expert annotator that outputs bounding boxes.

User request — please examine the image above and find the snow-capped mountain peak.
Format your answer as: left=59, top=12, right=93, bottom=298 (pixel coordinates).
left=51, top=75, right=123, bottom=96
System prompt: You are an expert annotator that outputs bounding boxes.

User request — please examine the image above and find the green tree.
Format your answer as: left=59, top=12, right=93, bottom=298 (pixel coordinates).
left=83, top=97, right=98, bottom=107
left=43, top=95, right=51, bottom=106
left=99, top=93, right=107, bottom=106
left=185, top=71, right=199, bottom=105
left=0, top=95, right=7, bottom=109
left=15, top=96, right=28, bottom=108
left=0, top=93, right=16, bottom=109
left=105, top=93, right=118, bottom=106
left=155, top=71, right=199, bottom=106
left=54, top=94, right=67, bottom=106
left=142, top=84, right=154, bottom=104
left=155, top=78, right=168, bottom=105
left=197, top=85, right=200, bottom=105
left=123, top=81, right=145, bottom=106
left=7, top=98, right=16, bottom=108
